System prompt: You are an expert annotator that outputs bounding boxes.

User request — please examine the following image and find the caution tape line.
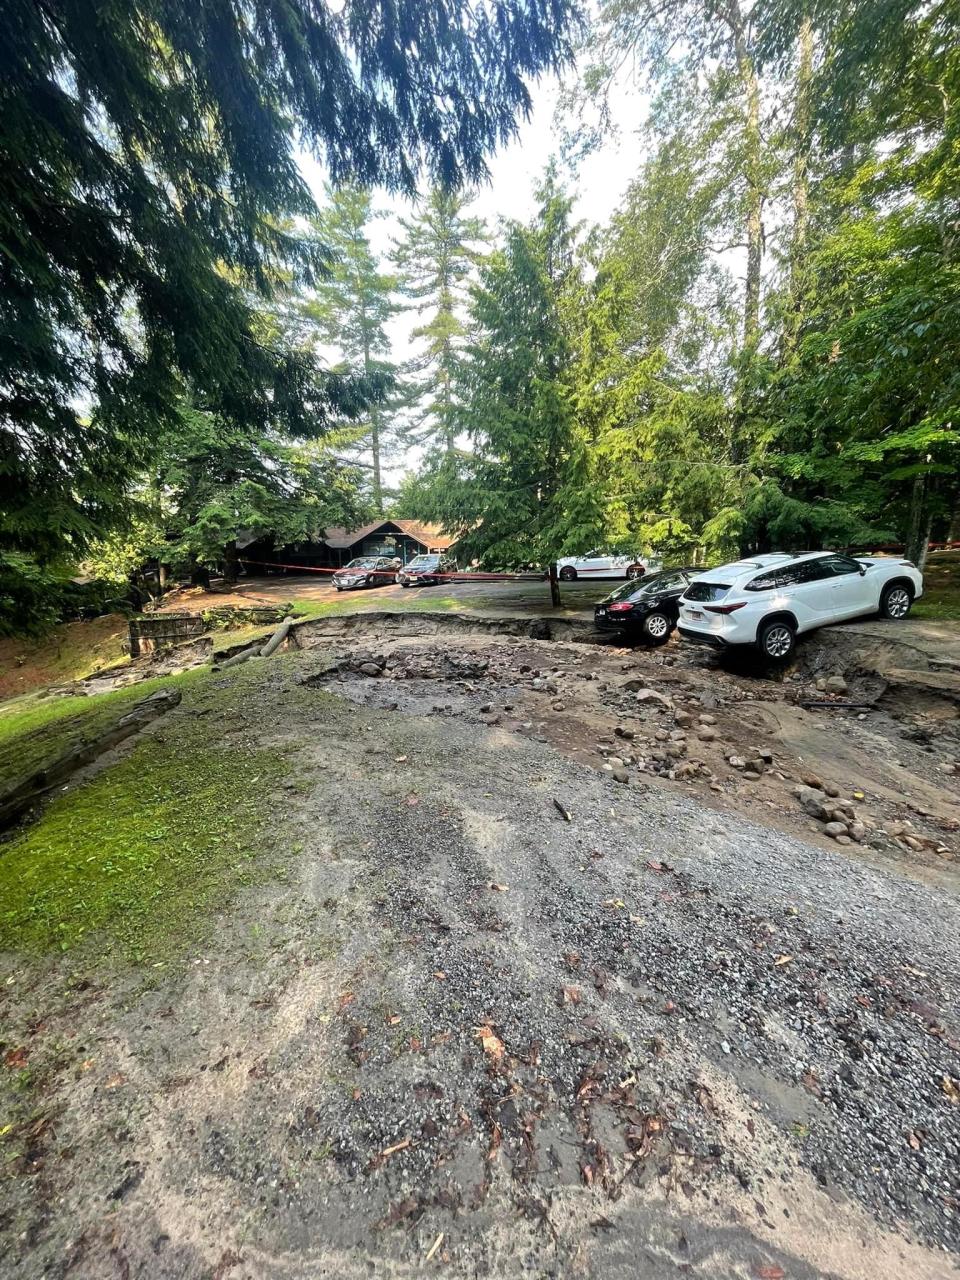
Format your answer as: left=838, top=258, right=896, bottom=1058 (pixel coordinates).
left=238, top=558, right=547, bottom=582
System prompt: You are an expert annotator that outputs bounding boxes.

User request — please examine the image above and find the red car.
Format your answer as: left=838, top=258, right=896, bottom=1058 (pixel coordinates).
left=332, top=556, right=400, bottom=591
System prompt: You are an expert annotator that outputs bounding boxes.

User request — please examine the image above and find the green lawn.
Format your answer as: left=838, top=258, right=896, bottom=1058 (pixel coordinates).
left=0, top=663, right=293, bottom=964
left=913, top=549, right=960, bottom=620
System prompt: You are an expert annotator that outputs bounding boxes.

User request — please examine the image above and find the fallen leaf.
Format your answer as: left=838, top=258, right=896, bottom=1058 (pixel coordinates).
left=602, top=898, right=626, bottom=910
left=907, top=1130, right=923, bottom=1150
left=386, top=1014, right=401, bottom=1026
left=474, top=1026, right=505, bottom=1062
left=773, top=955, right=793, bottom=967
left=406, top=793, right=420, bottom=806
left=489, top=882, right=509, bottom=892
left=432, top=971, right=446, bottom=981
left=394, top=755, right=408, bottom=763
left=424, top=1232, right=444, bottom=1262
left=562, top=986, right=583, bottom=1005
left=104, top=1073, right=125, bottom=1089
left=337, top=992, right=355, bottom=1012
left=553, top=798, right=572, bottom=822
left=3, top=1047, right=28, bottom=1070
left=941, top=1074, right=960, bottom=1103
left=754, top=1267, right=786, bottom=1280
left=662, top=1000, right=676, bottom=1015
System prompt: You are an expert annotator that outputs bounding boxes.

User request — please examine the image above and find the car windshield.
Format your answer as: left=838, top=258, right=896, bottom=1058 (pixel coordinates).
left=343, top=558, right=377, bottom=569
left=684, top=581, right=731, bottom=602
left=408, top=556, right=439, bottom=568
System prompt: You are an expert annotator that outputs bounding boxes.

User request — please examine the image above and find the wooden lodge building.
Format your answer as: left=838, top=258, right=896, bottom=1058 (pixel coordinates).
left=243, top=519, right=456, bottom=573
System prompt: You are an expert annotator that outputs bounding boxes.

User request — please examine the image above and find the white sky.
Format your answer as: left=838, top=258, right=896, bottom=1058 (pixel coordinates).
left=296, top=70, right=650, bottom=486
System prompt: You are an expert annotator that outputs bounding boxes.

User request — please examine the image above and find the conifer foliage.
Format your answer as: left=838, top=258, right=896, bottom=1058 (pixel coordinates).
left=0, top=0, right=577, bottom=629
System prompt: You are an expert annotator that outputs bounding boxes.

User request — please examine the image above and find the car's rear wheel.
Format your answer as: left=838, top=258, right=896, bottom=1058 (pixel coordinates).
left=880, top=582, right=912, bottom=620
left=401, top=581, right=411, bottom=588
left=559, top=566, right=577, bottom=582
left=758, top=619, right=795, bottom=663
left=642, top=611, right=671, bottom=645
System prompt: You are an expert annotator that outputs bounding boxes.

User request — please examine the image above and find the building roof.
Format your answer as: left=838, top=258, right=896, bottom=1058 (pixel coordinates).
left=322, top=519, right=456, bottom=551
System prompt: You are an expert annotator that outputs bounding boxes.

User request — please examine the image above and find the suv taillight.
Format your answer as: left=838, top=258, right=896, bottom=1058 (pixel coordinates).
left=704, top=602, right=747, bottom=615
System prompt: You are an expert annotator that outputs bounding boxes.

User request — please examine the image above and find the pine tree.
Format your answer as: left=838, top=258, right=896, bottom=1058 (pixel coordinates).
left=302, top=187, right=400, bottom=514
left=0, top=0, right=577, bottom=630
left=391, top=189, right=487, bottom=457
left=438, top=173, right=593, bottom=605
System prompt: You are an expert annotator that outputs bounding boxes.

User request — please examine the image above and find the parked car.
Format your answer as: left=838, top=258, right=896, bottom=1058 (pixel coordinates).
left=556, top=552, right=647, bottom=581
left=397, top=554, right=458, bottom=587
left=594, top=567, right=699, bottom=644
left=332, top=556, right=399, bottom=591
left=677, top=552, right=923, bottom=662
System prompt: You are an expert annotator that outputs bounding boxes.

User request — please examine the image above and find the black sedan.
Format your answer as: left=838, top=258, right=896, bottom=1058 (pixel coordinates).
left=397, top=553, right=458, bottom=587
left=594, top=568, right=699, bottom=645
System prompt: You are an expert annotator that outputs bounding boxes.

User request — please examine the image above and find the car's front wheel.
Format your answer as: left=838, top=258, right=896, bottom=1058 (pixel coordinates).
left=758, top=619, right=796, bottom=663
left=642, top=611, right=671, bottom=646
left=559, top=566, right=577, bottom=582
left=880, top=582, right=913, bottom=620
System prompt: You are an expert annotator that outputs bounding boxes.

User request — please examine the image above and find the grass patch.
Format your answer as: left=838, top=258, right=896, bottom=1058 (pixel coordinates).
left=0, top=665, right=290, bottom=963
left=913, top=549, right=960, bottom=621
left=0, top=670, right=207, bottom=793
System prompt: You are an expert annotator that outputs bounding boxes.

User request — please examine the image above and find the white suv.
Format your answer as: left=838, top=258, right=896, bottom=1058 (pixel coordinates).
left=677, top=552, right=923, bottom=662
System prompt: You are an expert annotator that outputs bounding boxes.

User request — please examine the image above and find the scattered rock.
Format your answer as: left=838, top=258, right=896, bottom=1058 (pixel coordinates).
left=697, top=725, right=717, bottom=742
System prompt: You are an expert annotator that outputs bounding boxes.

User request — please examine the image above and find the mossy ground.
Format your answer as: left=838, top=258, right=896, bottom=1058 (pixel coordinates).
left=913, top=549, right=960, bottom=620
left=0, top=662, right=306, bottom=965
left=0, top=614, right=130, bottom=701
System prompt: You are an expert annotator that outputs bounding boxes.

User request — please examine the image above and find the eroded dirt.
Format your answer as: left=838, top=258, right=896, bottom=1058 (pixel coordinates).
left=1, top=637, right=959, bottom=1280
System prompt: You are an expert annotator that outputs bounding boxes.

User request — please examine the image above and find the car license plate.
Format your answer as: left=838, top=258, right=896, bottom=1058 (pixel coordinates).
left=690, top=609, right=704, bottom=620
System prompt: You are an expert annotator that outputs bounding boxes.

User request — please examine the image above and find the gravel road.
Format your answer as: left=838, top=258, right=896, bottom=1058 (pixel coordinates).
left=1, top=647, right=958, bottom=1280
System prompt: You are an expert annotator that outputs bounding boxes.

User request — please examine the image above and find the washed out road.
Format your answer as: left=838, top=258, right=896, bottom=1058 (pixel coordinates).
left=0, top=639, right=958, bottom=1280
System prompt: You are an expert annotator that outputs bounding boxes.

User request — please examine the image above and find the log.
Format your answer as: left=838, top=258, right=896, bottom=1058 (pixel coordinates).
left=259, top=617, right=293, bottom=658
left=211, top=643, right=261, bottom=672
left=0, top=689, right=182, bottom=831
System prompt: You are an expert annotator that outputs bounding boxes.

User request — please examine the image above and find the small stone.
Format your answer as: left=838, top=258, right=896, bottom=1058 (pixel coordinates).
left=823, top=782, right=841, bottom=798
left=674, top=711, right=693, bottom=728
left=721, top=1040, right=731, bottom=1054
left=727, top=755, right=747, bottom=769
left=612, top=768, right=630, bottom=784
left=479, top=702, right=493, bottom=713
left=552, top=701, right=566, bottom=712
left=615, top=725, right=635, bottom=740
left=801, top=772, right=824, bottom=789
left=358, top=662, right=382, bottom=676
left=697, top=725, right=717, bottom=742
left=824, top=821, right=849, bottom=839
left=825, top=675, right=848, bottom=695
left=742, top=770, right=762, bottom=781
left=698, top=713, right=717, bottom=725
left=607, top=757, right=624, bottom=769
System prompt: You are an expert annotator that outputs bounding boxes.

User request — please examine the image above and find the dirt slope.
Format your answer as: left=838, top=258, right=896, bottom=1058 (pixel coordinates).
left=1, top=640, right=958, bottom=1280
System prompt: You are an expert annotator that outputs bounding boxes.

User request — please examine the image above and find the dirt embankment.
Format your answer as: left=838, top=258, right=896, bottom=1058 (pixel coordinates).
left=1, top=624, right=958, bottom=1280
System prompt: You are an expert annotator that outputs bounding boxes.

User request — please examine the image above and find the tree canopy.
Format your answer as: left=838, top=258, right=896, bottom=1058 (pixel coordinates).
left=0, top=0, right=578, bottom=629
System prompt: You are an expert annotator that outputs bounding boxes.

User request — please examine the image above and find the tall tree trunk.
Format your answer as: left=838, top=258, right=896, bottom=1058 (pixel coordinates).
left=724, top=1, right=764, bottom=463
left=905, top=473, right=931, bottom=568
left=223, top=539, right=239, bottom=584
left=785, top=14, right=814, bottom=351
left=363, top=332, right=384, bottom=514
left=370, top=406, right=383, bottom=513
left=946, top=487, right=960, bottom=543
left=548, top=561, right=561, bottom=609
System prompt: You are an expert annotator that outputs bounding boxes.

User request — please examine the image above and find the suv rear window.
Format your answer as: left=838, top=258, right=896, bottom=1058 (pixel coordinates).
left=684, top=581, right=730, bottom=602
